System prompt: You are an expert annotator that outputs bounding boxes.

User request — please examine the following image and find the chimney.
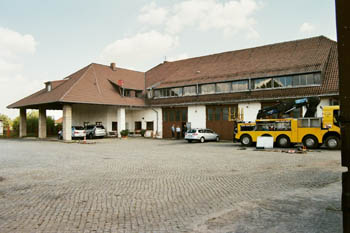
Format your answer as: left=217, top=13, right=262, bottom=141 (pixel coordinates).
left=110, top=62, right=116, bottom=71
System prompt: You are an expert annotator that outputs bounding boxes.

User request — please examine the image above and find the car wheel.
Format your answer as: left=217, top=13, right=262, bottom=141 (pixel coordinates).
left=89, top=134, right=93, bottom=139
left=277, top=135, right=290, bottom=148
left=325, top=136, right=340, bottom=150
left=216, top=136, right=220, bottom=142
left=200, top=137, right=205, bottom=143
left=187, top=140, right=192, bottom=143
left=240, top=134, right=252, bottom=147
left=302, top=135, right=319, bottom=149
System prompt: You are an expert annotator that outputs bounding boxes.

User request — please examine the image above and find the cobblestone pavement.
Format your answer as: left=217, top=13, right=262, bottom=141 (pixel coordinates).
left=0, top=138, right=344, bottom=233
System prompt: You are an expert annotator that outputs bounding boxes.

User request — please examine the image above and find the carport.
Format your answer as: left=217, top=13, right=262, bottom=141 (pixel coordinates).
left=7, top=63, right=146, bottom=140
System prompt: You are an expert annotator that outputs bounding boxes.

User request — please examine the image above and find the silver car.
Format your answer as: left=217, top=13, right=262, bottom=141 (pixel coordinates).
left=58, top=126, right=86, bottom=140
left=184, top=128, right=220, bottom=143
left=85, top=125, right=107, bottom=139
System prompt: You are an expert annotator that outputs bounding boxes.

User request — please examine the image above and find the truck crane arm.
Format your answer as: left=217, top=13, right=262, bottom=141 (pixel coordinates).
left=256, top=97, right=320, bottom=119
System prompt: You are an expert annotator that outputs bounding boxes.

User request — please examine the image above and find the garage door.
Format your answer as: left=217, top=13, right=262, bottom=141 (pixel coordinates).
left=162, top=107, right=187, bottom=138
left=206, top=105, right=238, bottom=140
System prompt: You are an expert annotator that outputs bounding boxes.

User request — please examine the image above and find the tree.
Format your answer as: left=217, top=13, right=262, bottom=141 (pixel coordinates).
left=11, top=110, right=59, bottom=137
left=0, top=114, right=12, bottom=128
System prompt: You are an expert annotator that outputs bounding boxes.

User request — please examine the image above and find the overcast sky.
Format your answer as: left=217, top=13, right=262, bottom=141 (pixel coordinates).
left=0, top=0, right=337, bottom=119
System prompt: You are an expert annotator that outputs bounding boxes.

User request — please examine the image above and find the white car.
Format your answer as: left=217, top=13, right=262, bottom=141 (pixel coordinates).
left=58, top=126, right=86, bottom=140
left=85, top=125, right=107, bottom=139
left=184, top=128, right=220, bottom=143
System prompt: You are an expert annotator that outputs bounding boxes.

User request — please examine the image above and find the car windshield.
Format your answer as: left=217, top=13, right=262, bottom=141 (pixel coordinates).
left=96, top=125, right=105, bottom=129
left=188, top=129, right=197, bottom=133
left=73, top=126, right=84, bottom=130
left=86, top=125, right=95, bottom=129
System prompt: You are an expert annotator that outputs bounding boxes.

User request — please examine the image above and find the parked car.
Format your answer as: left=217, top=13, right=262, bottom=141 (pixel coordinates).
left=85, top=125, right=107, bottom=139
left=184, top=128, right=220, bottom=143
left=58, top=126, right=86, bottom=140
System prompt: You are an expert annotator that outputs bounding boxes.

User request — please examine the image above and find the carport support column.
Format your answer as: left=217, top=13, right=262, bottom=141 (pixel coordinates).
left=38, top=108, right=47, bottom=139
left=63, top=105, right=72, bottom=141
left=19, top=108, right=27, bottom=137
left=117, top=108, right=126, bottom=137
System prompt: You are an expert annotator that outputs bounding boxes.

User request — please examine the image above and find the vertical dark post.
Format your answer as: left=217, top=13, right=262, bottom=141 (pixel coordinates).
left=336, top=0, right=350, bottom=231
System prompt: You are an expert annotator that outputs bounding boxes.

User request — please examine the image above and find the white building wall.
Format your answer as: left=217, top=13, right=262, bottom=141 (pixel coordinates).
left=316, top=98, right=331, bottom=118
left=72, top=104, right=118, bottom=132
left=238, top=102, right=261, bottom=122
left=188, top=105, right=206, bottom=129
left=126, top=108, right=163, bottom=137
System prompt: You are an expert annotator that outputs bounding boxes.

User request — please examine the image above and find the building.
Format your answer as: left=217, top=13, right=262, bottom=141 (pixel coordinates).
left=8, top=36, right=339, bottom=140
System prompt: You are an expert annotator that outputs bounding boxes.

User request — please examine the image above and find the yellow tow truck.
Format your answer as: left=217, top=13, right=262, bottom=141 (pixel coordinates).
left=233, top=98, right=340, bottom=149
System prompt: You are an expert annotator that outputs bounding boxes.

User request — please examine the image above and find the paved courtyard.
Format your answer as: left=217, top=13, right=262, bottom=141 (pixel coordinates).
left=0, top=138, right=344, bottom=233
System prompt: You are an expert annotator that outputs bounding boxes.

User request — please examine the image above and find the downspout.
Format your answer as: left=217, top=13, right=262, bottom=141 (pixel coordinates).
left=152, top=108, right=159, bottom=137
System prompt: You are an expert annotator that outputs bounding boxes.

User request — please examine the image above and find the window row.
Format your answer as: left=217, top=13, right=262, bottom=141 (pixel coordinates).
left=154, top=80, right=249, bottom=98
left=152, top=72, right=321, bottom=98
left=252, top=73, right=321, bottom=89
left=163, top=109, right=188, bottom=122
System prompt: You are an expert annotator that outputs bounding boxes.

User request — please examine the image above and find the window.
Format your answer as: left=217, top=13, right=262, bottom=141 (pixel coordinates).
left=146, top=122, right=154, bottom=130
left=135, top=121, right=142, bottom=130
left=175, top=110, right=181, bottom=121
left=207, top=108, right=214, bottom=121
left=170, top=87, right=183, bottom=97
left=46, top=83, right=52, bottom=92
left=154, top=90, right=160, bottom=97
left=253, top=78, right=273, bottom=89
left=112, top=122, right=118, bottom=131
left=163, top=111, right=168, bottom=122
left=223, top=107, right=229, bottom=121
left=292, top=73, right=321, bottom=86
left=273, top=76, right=292, bottom=88
left=136, top=91, right=143, bottom=98
left=215, top=108, right=221, bottom=121
left=183, top=86, right=197, bottom=96
left=200, top=84, right=215, bottom=94
left=232, top=80, right=248, bottom=91
left=161, top=89, right=170, bottom=97
left=124, top=90, right=131, bottom=97
left=216, top=82, right=231, bottom=93
left=182, top=109, right=187, bottom=122
left=293, top=75, right=300, bottom=86
left=147, top=90, right=153, bottom=98
left=169, top=110, right=174, bottom=121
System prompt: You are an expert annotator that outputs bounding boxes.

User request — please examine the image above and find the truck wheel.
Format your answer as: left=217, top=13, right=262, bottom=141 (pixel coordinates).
left=240, top=134, right=252, bottom=147
left=277, top=135, right=290, bottom=148
left=325, top=136, right=340, bottom=150
left=303, top=135, right=319, bottom=149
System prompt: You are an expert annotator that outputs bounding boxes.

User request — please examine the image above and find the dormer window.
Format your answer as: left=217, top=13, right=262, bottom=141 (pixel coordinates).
left=46, top=82, right=52, bottom=92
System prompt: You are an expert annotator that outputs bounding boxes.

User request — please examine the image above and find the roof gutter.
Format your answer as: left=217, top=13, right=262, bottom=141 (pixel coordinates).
left=147, top=93, right=339, bottom=108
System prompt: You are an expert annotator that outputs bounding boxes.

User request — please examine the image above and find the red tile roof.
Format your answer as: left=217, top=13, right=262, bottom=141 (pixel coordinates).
left=146, top=36, right=336, bottom=89
left=8, top=63, right=145, bottom=108
left=146, top=36, right=338, bottom=105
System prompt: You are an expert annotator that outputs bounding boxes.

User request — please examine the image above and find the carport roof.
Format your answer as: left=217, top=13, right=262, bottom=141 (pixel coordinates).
left=7, top=63, right=146, bottom=109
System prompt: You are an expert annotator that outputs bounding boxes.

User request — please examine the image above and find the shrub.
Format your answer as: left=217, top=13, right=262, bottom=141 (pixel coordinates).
left=120, top=129, right=129, bottom=137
